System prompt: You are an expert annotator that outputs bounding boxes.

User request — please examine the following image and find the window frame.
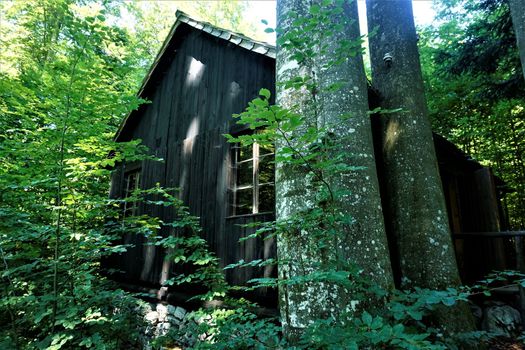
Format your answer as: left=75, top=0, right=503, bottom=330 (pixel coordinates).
left=122, top=163, right=142, bottom=218
left=229, top=140, right=275, bottom=217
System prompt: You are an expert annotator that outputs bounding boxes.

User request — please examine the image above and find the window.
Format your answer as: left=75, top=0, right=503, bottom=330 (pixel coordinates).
left=230, top=142, right=275, bottom=216
left=123, top=170, right=141, bottom=217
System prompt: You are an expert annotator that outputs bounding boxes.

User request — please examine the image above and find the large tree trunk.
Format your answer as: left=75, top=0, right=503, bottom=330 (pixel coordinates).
left=509, top=0, right=525, bottom=82
left=366, top=0, right=476, bottom=336
left=276, top=0, right=394, bottom=340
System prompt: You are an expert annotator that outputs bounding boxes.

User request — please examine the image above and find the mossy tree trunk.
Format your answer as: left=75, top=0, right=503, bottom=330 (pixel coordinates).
left=366, top=0, right=477, bottom=335
left=276, top=0, right=394, bottom=340
left=509, top=0, right=525, bottom=82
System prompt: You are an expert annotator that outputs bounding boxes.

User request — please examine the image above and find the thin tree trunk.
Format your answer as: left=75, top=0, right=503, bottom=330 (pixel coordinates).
left=366, top=0, right=477, bottom=336
left=51, top=36, right=87, bottom=332
left=276, top=0, right=393, bottom=340
left=509, top=0, right=525, bottom=82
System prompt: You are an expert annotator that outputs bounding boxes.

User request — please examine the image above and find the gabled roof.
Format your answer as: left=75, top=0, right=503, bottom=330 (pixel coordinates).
left=115, top=10, right=275, bottom=141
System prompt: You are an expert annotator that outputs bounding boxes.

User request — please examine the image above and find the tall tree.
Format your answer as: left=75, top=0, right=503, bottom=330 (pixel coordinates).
left=366, top=0, right=476, bottom=334
left=509, top=0, right=525, bottom=81
left=276, top=0, right=394, bottom=340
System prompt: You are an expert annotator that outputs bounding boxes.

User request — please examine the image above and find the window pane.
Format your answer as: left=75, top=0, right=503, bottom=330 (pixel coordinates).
left=234, top=144, right=253, bottom=162
left=236, top=162, right=253, bottom=187
left=258, top=154, right=274, bottom=185
left=230, top=138, right=275, bottom=216
left=234, top=188, right=253, bottom=215
left=258, top=184, right=275, bottom=213
left=259, top=143, right=274, bottom=156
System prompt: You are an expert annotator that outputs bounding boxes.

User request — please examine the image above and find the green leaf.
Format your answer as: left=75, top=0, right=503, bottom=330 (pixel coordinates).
left=371, top=316, right=384, bottom=329
left=393, top=323, right=405, bottom=335
left=310, top=4, right=321, bottom=15
left=259, top=88, right=271, bottom=99
left=362, top=311, right=373, bottom=325
left=441, top=296, right=457, bottom=306
left=407, top=310, right=423, bottom=320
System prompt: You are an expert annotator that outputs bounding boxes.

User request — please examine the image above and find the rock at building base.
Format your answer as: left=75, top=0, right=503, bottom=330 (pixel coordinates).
left=482, top=304, right=521, bottom=337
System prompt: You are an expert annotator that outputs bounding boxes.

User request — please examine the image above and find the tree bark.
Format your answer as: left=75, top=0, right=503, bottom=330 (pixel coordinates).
left=276, top=0, right=394, bottom=340
left=366, top=0, right=477, bottom=336
left=509, top=0, right=525, bottom=82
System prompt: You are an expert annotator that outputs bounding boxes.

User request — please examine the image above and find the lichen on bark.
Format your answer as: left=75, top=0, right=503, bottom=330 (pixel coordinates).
left=366, top=0, right=478, bottom=339
left=276, top=0, right=394, bottom=340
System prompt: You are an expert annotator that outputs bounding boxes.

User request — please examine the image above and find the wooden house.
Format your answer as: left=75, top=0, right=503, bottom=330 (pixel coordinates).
left=108, top=11, right=509, bottom=307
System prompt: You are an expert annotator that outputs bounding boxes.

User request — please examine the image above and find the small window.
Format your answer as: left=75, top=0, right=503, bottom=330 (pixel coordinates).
left=230, top=142, right=275, bottom=216
left=123, top=170, right=141, bottom=217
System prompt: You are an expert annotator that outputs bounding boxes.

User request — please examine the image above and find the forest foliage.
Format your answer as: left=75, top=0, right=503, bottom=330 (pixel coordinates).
left=421, top=0, right=525, bottom=229
left=0, top=0, right=524, bottom=349
left=0, top=0, right=155, bottom=347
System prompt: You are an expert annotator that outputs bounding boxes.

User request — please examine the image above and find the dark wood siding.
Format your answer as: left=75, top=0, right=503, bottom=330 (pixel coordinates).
left=109, top=24, right=276, bottom=304
left=434, top=139, right=510, bottom=284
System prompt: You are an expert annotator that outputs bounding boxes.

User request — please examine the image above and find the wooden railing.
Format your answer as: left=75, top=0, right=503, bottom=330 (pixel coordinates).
left=453, top=231, right=525, bottom=238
